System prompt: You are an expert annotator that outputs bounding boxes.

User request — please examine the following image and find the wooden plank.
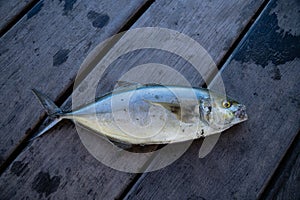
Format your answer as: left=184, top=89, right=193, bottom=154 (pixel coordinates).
left=263, top=133, right=300, bottom=200
left=0, top=0, right=148, bottom=166
left=273, top=150, right=300, bottom=200
left=0, top=0, right=267, bottom=199
left=123, top=0, right=300, bottom=199
left=0, top=0, right=37, bottom=36
left=0, top=122, right=140, bottom=199
left=131, top=0, right=265, bottom=66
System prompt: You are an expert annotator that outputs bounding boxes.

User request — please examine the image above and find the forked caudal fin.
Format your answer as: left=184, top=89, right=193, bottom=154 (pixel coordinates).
left=30, top=89, right=64, bottom=140
left=32, top=89, right=63, bottom=116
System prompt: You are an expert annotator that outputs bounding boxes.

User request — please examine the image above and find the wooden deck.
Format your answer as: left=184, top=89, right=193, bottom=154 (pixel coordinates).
left=0, top=0, right=299, bottom=199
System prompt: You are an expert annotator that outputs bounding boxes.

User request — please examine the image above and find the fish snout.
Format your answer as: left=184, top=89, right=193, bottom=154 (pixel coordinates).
left=235, top=105, right=248, bottom=120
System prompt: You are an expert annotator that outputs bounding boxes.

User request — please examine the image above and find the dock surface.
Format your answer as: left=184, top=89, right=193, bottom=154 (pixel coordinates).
left=0, top=0, right=299, bottom=199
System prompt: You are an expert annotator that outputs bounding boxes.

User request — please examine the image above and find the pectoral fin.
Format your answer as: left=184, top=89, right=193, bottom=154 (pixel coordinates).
left=144, top=100, right=199, bottom=123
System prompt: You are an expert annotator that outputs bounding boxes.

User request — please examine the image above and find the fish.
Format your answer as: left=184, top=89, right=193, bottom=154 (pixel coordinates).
left=31, top=83, right=248, bottom=148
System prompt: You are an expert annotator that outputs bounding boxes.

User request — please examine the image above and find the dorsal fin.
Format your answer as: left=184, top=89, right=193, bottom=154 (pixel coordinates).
left=115, top=81, right=163, bottom=89
left=113, top=81, right=143, bottom=92
left=115, top=80, right=141, bottom=87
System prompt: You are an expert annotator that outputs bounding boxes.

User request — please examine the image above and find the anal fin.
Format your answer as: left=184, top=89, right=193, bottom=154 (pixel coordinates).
left=198, top=133, right=221, bottom=158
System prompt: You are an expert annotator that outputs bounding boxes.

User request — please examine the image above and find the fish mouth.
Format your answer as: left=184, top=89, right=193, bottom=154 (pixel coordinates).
left=234, top=106, right=248, bottom=121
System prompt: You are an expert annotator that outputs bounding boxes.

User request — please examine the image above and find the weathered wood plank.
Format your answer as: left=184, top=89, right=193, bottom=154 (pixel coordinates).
left=1, top=122, right=140, bottom=199
left=0, top=0, right=148, bottom=166
left=123, top=0, right=300, bottom=199
left=0, top=0, right=267, bottom=199
left=263, top=133, right=300, bottom=200
left=274, top=150, right=300, bottom=200
left=131, top=0, right=266, bottom=66
left=0, top=0, right=37, bottom=36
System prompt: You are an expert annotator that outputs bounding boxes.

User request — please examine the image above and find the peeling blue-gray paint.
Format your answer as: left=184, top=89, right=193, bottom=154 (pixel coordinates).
left=87, top=11, right=110, bottom=28
left=27, top=1, right=44, bottom=19
left=32, top=171, right=61, bottom=197
left=235, top=0, right=300, bottom=67
left=53, top=49, right=70, bottom=66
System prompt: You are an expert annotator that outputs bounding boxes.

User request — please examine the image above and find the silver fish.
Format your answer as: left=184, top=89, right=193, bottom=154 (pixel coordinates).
left=31, top=83, right=247, bottom=146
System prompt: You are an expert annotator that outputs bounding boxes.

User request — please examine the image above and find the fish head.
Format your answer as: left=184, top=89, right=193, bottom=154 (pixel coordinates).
left=199, top=93, right=248, bottom=130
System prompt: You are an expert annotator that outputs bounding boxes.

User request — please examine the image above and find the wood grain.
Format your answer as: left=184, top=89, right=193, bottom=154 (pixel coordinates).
left=0, top=122, right=139, bottom=199
left=274, top=151, right=300, bottom=200
left=0, top=0, right=270, bottom=199
left=0, top=0, right=37, bottom=36
left=0, top=0, right=148, bottom=166
left=263, top=133, right=300, bottom=200
left=124, top=0, right=300, bottom=199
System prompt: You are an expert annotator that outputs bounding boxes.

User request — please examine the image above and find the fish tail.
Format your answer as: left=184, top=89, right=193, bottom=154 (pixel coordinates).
left=32, top=89, right=63, bottom=117
left=30, top=89, right=64, bottom=140
left=29, top=118, right=63, bottom=141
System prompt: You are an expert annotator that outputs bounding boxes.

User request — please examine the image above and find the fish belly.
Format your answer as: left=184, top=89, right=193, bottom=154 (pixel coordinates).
left=70, top=86, right=216, bottom=144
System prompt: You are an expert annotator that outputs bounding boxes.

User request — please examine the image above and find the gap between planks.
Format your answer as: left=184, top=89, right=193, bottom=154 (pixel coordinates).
left=0, top=0, right=271, bottom=194
left=1, top=0, right=281, bottom=198
left=206, top=0, right=271, bottom=85
left=118, top=0, right=272, bottom=198
left=0, top=0, right=40, bottom=37
left=120, top=0, right=300, bottom=197
left=258, top=131, right=300, bottom=199
left=0, top=0, right=156, bottom=176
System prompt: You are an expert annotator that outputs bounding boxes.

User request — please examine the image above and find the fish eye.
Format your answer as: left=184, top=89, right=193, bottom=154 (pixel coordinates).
left=222, top=100, right=231, bottom=108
